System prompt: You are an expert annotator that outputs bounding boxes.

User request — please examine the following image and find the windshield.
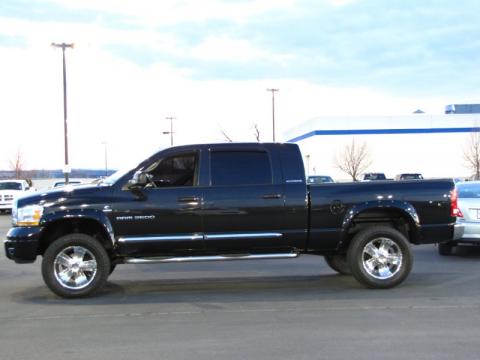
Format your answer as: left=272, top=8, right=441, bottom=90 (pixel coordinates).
left=54, top=181, right=81, bottom=187
left=364, top=173, right=386, bottom=180
left=308, top=176, right=333, bottom=184
left=0, top=182, right=22, bottom=190
left=401, top=174, right=423, bottom=180
left=102, top=168, right=133, bottom=185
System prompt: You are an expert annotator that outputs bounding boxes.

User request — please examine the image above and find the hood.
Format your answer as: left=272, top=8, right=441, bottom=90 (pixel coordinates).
left=16, top=183, right=112, bottom=208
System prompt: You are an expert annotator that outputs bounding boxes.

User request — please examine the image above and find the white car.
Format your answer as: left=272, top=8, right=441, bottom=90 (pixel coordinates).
left=52, top=180, right=82, bottom=188
left=439, top=181, right=480, bottom=255
left=0, top=180, right=34, bottom=212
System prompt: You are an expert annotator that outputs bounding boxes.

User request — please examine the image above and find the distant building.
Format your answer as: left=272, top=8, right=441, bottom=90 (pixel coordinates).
left=445, top=104, right=480, bottom=114
left=284, top=114, right=480, bottom=179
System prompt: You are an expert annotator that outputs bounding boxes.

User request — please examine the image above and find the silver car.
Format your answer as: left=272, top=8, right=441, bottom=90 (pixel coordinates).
left=439, top=181, right=480, bottom=255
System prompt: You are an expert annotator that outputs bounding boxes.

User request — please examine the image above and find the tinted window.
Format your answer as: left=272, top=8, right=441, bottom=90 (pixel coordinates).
left=0, top=182, right=22, bottom=190
left=364, top=173, right=386, bottom=180
left=458, top=184, right=480, bottom=198
left=308, top=176, right=333, bottom=184
left=211, top=151, right=272, bottom=186
left=146, top=153, right=197, bottom=187
left=400, top=174, right=423, bottom=180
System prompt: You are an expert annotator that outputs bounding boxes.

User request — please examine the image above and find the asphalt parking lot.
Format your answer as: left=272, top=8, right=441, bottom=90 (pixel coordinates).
left=1, top=214, right=480, bottom=360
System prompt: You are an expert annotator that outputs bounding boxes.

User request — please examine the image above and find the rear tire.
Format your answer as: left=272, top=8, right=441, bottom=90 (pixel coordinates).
left=347, top=226, right=413, bottom=289
left=41, top=234, right=111, bottom=298
left=324, top=254, right=351, bottom=275
left=438, top=242, right=454, bottom=256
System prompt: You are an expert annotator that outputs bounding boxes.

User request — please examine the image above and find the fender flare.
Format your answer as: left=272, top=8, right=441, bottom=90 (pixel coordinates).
left=340, top=200, right=420, bottom=244
left=40, top=208, right=116, bottom=247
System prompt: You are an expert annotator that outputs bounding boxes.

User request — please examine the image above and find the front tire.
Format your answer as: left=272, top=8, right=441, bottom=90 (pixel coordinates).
left=41, top=234, right=111, bottom=298
left=347, top=226, right=413, bottom=289
left=324, top=254, right=351, bottom=275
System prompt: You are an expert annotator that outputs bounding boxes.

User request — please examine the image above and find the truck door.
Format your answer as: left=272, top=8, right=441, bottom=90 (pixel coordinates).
left=111, top=150, right=205, bottom=257
left=201, top=147, right=292, bottom=253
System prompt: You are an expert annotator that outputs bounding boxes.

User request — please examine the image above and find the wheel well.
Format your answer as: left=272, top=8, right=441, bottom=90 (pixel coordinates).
left=341, top=208, right=417, bottom=250
left=38, top=218, right=112, bottom=255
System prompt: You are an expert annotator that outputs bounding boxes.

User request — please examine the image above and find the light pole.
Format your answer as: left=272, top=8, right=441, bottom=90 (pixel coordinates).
left=306, top=154, right=310, bottom=177
left=266, top=88, right=279, bottom=142
left=52, top=42, right=74, bottom=184
left=163, top=116, right=175, bottom=146
left=101, top=142, right=108, bottom=177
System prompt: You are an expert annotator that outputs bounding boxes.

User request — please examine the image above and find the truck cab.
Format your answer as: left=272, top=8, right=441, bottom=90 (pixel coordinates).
left=111, top=143, right=308, bottom=257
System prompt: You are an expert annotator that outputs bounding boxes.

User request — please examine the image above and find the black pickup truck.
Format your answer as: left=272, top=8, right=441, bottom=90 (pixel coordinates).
left=4, top=143, right=462, bottom=298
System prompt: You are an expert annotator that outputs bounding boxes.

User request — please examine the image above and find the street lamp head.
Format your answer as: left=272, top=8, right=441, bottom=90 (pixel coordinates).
left=51, top=42, right=75, bottom=49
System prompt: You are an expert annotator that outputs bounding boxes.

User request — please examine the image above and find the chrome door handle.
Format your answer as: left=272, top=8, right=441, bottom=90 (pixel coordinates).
left=262, top=194, right=282, bottom=199
left=178, top=196, right=200, bottom=203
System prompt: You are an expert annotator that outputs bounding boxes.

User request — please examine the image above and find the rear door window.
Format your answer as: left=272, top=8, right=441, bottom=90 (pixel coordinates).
left=210, top=151, right=272, bottom=186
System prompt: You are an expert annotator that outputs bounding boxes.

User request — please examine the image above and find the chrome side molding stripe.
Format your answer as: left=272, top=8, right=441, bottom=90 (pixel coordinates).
left=118, top=234, right=203, bottom=243
left=118, top=232, right=283, bottom=243
left=124, top=252, right=299, bottom=264
left=204, top=233, right=283, bottom=240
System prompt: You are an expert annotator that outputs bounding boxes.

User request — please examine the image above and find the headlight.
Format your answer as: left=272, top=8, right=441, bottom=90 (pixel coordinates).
left=14, top=204, right=44, bottom=226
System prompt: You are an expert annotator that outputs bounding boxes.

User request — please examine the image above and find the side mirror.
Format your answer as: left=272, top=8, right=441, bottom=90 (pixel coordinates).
left=127, top=171, right=148, bottom=189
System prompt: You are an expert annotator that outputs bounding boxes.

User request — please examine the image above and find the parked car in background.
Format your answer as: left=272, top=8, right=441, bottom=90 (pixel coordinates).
left=361, top=173, right=387, bottom=181
left=0, top=180, right=34, bottom=212
left=439, top=181, right=480, bottom=255
left=395, top=173, right=424, bottom=180
left=307, top=175, right=334, bottom=184
left=52, top=180, right=82, bottom=188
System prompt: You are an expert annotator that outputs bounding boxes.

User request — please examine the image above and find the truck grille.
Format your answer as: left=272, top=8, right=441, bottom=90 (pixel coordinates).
left=4, top=195, right=13, bottom=201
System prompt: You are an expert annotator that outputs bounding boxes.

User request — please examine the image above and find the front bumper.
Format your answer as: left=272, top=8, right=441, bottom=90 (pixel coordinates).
left=4, top=226, right=43, bottom=263
left=0, top=202, right=13, bottom=210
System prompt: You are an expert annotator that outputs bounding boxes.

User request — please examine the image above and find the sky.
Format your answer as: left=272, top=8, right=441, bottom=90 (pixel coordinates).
left=1, top=0, right=480, bottom=170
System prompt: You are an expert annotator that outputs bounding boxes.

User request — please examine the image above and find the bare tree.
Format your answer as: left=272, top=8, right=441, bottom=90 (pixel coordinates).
left=9, top=149, right=24, bottom=179
left=220, top=128, right=233, bottom=142
left=253, top=124, right=261, bottom=142
left=335, top=138, right=372, bottom=181
left=464, top=131, right=480, bottom=180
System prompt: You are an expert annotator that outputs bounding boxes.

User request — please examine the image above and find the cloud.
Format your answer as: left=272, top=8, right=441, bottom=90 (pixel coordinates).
left=42, top=0, right=300, bottom=25
left=1, top=0, right=480, bottom=170
left=328, top=0, right=358, bottom=7
left=3, top=0, right=480, bottom=99
left=191, top=36, right=267, bottom=62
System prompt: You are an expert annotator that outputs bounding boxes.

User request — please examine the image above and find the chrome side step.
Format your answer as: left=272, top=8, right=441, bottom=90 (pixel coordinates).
left=123, top=252, right=299, bottom=264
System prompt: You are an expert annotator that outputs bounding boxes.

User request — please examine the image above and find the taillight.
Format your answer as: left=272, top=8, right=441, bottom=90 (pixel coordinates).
left=450, top=188, right=464, bottom=218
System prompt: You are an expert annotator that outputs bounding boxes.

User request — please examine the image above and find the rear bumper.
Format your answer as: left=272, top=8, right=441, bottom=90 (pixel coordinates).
left=453, top=223, right=465, bottom=240
left=450, top=221, right=480, bottom=245
left=4, top=226, right=42, bottom=263
left=417, top=223, right=461, bottom=244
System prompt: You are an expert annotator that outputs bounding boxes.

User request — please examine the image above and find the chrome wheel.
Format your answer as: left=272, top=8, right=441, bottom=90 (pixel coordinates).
left=361, top=238, right=403, bottom=280
left=53, top=246, right=98, bottom=290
